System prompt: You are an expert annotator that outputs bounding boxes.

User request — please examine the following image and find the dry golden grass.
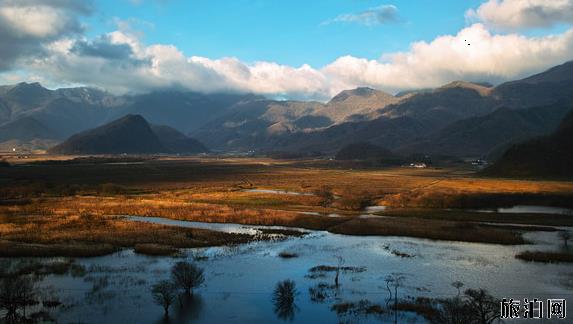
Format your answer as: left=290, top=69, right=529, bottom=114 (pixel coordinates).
left=1, top=157, right=572, bottom=256
left=0, top=211, right=254, bottom=257
left=328, top=217, right=526, bottom=245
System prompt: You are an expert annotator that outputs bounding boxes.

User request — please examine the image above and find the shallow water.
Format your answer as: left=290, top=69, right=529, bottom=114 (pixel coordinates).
left=472, top=205, right=573, bottom=215
left=242, top=189, right=314, bottom=196
left=363, top=205, right=387, bottom=213
left=4, top=217, right=573, bottom=323
left=126, top=216, right=311, bottom=235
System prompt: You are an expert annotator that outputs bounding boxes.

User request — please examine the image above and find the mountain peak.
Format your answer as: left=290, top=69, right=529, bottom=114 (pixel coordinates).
left=17, top=81, right=43, bottom=87
left=9, top=82, right=49, bottom=94
left=438, top=81, right=493, bottom=95
left=116, top=114, right=146, bottom=123
left=48, top=114, right=167, bottom=154
left=329, top=87, right=393, bottom=103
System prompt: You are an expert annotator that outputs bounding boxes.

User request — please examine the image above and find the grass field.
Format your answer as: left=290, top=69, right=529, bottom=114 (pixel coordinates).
left=1, top=155, right=572, bottom=256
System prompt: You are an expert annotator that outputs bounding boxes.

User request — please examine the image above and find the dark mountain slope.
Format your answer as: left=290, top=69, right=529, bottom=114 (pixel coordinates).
left=493, top=61, right=573, bottom=108
left=49, top=115, right=167, bottom=154
left=2, top=82, right=55, bottom=115
left=335, top=142, right=395, bottom=161
left=398, top=102, right=573, bottom=157
left=151, top=125, right=208, bottom=154
left=267, top=61, right=573, bottom=155
left=484, top=110, right=573, bottom=178
left=0, top=117, right=61, bottom=142
left=265, top=115, right=431, bottom=154
left=118, top=91, right=259, bottom=134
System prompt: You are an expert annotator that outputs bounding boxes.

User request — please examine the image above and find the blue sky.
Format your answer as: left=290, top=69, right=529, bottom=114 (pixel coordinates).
left=87, top=0, right=484, bottom=67
left=1, top=0, right=572, bottom=99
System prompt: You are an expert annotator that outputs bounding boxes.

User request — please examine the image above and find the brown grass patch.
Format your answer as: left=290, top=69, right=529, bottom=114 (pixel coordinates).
left=134, top=243, right=179, bottom=256
left=0, top=211, right=255, bottom=257
left=328, top=217, right=527, bottom=245
left=2, top=158, right=572, bottom=255
left=0, top=240, right=116, bottom=257
left=381, top=208, right=573, bottom=227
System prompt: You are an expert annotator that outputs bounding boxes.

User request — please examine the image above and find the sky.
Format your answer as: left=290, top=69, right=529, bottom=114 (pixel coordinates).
left=1, top=0, right=573, bottom=100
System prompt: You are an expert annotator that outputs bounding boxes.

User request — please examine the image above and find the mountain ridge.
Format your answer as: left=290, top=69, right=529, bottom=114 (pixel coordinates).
left=3, top=60, right=573, bottom=157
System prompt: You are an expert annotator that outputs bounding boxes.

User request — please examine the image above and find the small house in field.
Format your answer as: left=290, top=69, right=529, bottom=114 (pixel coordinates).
left=409, top=162, right=427, bottom=168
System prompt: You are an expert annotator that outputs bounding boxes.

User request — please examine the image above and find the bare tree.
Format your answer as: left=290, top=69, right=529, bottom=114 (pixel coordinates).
left=384, top=276, right=393, bottom=307
left=464, top=288, right=500, bottom=324
left=151, top=280, right=178, bottom=317
left=334, top=256, right=344, bottom=288
left=171, top=261, right=205, bottom=296
left=430, top=288, right=501, bottom=324
left=451, top=281, right=464, bottom=297
left=385, top=273, right=405, bottom=324
left=0, top=275, right=36, bottom=322
left=273, top=280, right=298, bottom=321
left=558, top=231, right=570, bottom=249
left=431, top=297, right=473, bottom=324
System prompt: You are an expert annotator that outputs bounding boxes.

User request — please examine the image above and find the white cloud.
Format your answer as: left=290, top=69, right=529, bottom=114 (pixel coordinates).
left=466, top=0, right=573, bottom=30
left=3, top=1, right=573, bottom=101
left=322, top=23, right=573, bottom=94
left=26, top=23, right=573, bottom=100
left=323, top=5, right=398, bottom=26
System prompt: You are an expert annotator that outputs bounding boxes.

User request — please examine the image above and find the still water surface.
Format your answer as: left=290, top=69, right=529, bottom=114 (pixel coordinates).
left=7, top=215, right=573, bottom=323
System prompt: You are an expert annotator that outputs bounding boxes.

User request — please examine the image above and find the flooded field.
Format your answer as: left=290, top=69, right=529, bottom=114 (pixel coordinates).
left=2, top=159, right=573, bottom=323
left=3, top=217, right=571, bottom=323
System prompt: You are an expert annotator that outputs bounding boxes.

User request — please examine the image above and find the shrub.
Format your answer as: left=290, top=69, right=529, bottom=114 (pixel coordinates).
left=171, top=261, right=205, bottom=295
left=151, top=280, right=177, bottom=317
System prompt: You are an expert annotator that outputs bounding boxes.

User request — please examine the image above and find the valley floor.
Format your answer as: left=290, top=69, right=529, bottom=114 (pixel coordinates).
left=1, top=155, right=573, bottom=257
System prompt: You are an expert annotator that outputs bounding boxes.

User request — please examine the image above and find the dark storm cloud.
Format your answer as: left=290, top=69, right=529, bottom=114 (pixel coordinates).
left=71, top=36, right=135, bottom=60
left=2, top=0, right=94, bottom=13
left=0, top=0, right=93, bottom=71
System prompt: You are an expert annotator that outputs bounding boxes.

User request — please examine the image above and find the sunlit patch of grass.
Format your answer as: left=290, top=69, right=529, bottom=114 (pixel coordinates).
left=0, top=210, right=256, bottom=257
left=2, top=158, right=573, bottom=256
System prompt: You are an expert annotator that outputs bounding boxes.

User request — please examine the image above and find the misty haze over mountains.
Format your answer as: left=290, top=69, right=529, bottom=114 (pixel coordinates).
left=1, top=60, right=573, bottom=159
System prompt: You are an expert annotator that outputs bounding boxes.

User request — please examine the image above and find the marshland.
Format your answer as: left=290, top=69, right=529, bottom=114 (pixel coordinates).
left=1, top=156, right=572, bottom=322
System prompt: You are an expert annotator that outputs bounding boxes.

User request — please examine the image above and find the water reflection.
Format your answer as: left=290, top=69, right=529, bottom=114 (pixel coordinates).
left=4, top=218, right=571, bottom=323
left=154, top=294, right=204, bottom=324
left=176, top=294, right=204, bottom=323
left=471, top=205, right=573, bottom=215
left=272, top=280, right=298, bottom=321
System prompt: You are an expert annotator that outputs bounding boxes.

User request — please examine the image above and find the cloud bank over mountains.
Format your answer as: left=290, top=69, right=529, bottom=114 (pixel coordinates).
left=1, top=0, right=573, bottom=100
left=466, top=0, right=573, bottom=31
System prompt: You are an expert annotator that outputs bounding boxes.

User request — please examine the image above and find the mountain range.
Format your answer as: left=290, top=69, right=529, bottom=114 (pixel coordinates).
left=1, top=60, right=573, bottom=158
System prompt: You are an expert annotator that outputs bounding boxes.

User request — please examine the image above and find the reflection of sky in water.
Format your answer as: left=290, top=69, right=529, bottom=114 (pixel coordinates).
left=242, top=189, right=315, bottom=196
left=4, top=217, right=572, bottom=323
left=472, top=205, right=573, bottom=215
